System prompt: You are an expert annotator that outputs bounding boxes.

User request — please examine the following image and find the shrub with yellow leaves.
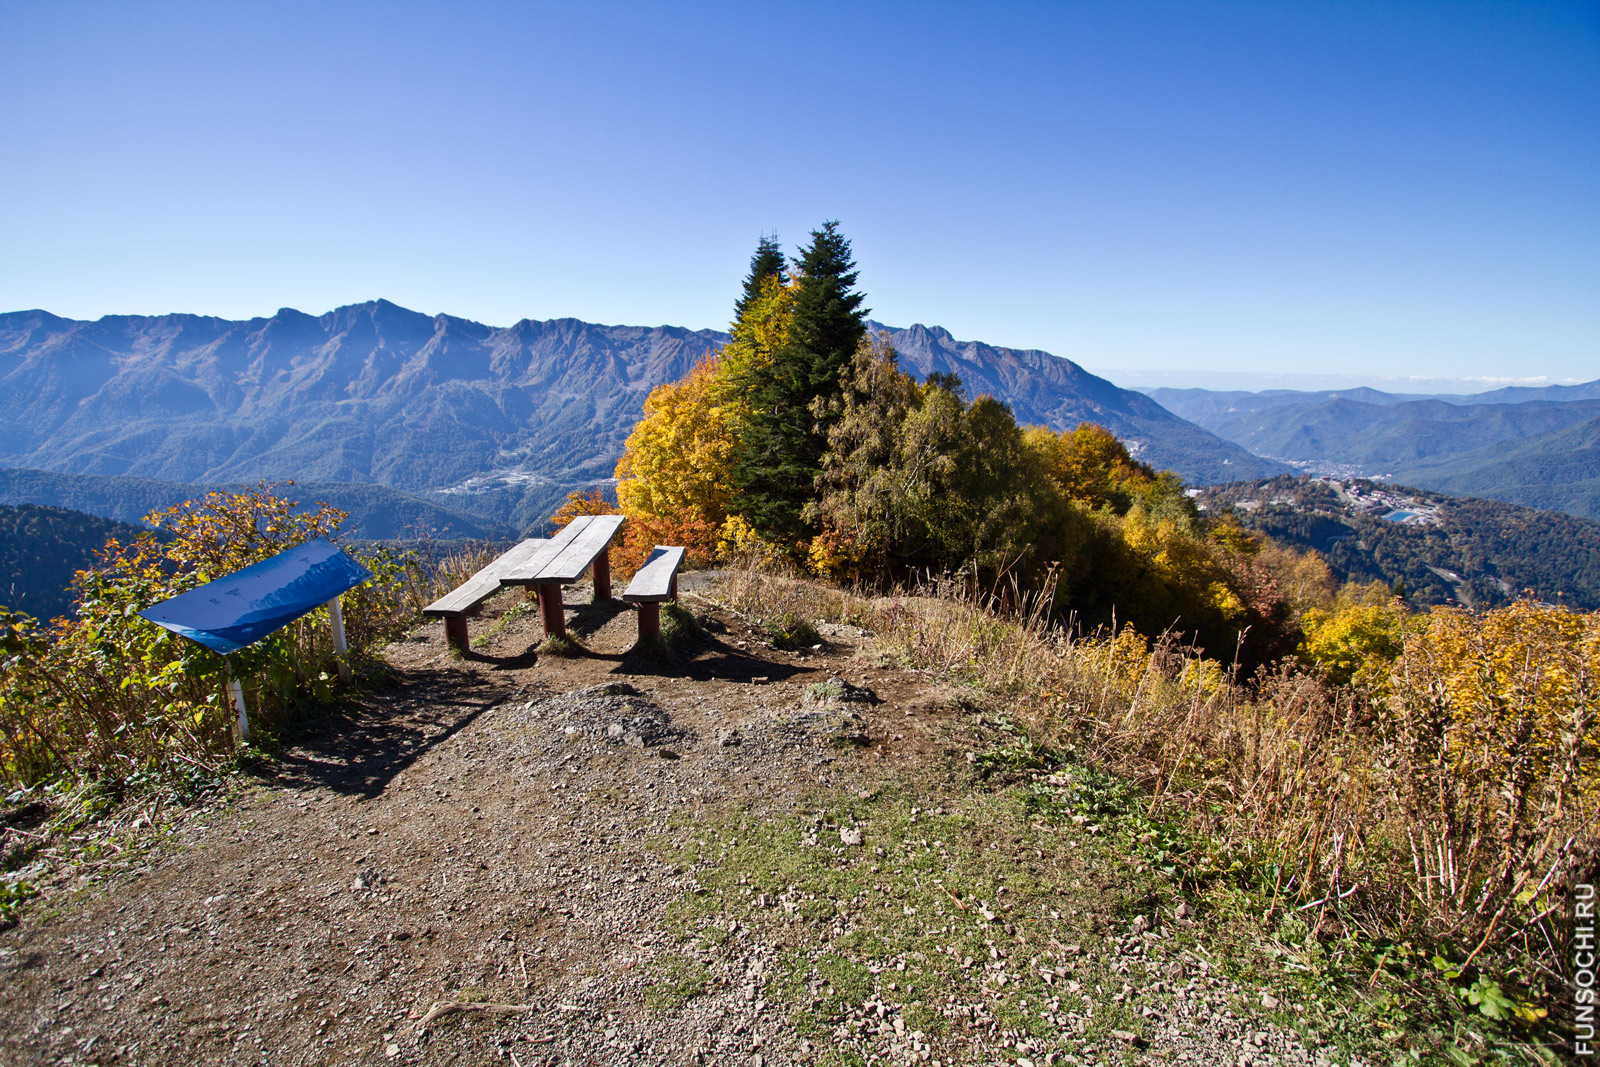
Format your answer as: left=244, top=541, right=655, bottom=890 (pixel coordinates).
left=0, top=485, right=412, bottom=790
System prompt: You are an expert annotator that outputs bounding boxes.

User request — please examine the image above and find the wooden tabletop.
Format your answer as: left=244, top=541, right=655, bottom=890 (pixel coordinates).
left=502, top=514, right=626, bottom=585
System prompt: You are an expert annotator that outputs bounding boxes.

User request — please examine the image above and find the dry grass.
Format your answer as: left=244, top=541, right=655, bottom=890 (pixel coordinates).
left=751, top=564, right=1600, bottom=991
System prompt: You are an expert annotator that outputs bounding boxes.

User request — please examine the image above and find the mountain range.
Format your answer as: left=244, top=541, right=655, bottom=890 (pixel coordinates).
left=1150, top=383, right=1600, bottom=519
left=0, top=302, right=1282, bottom=534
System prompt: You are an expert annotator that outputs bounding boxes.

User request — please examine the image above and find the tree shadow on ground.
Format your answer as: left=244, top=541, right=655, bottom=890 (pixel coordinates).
left=252, top=666, right=518, bottom=799
left=566, top=599, right=632, bottom=639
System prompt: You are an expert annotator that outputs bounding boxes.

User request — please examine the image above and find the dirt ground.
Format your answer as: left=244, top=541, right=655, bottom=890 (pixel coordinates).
left=0, top=577, right=965, bottom=1067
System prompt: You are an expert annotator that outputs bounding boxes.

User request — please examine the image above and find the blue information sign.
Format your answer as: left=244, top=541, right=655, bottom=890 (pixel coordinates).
left=139, top=538, right=373, bottom=655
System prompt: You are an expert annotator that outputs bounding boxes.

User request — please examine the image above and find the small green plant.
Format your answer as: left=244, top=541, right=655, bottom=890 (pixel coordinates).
left=536, top=631, right=585, bottom=658
left=762, top=611, right=820, bottom=650
left=0, top=878, right=37, bottom=925
left=643, top=954, right=712, bottom=1010
left=1433, top=957, right=1548, bottom=1025
left=660, top=602, right=700, bottom=648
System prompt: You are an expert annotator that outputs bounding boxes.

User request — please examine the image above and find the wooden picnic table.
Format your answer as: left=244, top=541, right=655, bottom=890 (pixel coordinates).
left=500, top=513, right=627, bottom=638
left=421, top=513, right=627, bottom=649
left=422, top=537, right=550, bottom=650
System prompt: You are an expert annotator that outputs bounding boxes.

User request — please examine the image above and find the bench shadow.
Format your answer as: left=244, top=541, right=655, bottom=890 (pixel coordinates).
left=252, top=666, right=515, bottom=799
left=462, top=646, right=540, bottom=670
left=611, top=630, right=816, bottom=683
left=566, top=599, right=633, bottom=638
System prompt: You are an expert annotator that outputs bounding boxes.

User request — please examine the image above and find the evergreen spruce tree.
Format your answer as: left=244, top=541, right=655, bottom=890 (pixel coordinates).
left=732, top=235, right=785, bottom=323
left=729, top=221, right=868, bottom=545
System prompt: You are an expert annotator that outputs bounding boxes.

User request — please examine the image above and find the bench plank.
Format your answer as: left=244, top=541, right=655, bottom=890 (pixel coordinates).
left=623, top=546, right=686, bottom=603
left=509, top=514, right=626, bottom=584
left=422, top=538, right=549, bottom=617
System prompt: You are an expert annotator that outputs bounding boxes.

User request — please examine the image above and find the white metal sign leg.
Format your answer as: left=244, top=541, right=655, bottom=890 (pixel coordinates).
left=228, top=676, right=250, bottom=742
left=327, top=595, right=351, bottom=681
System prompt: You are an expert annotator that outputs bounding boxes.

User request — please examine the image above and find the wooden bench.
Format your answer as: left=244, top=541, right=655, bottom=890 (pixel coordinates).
left=500, top=513, right=627, bottom=638
left=622, top=545, right=686, bottom=641
left=422, top=537, right=550, bottom=652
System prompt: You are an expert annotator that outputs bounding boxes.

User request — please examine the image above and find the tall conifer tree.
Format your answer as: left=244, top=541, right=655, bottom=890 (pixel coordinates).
left=729, top=221, right=868, bottom=545
left=732, top=235, right=785, bottom=323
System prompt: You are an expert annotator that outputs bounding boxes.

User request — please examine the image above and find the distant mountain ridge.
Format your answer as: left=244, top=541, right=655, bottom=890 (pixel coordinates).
left=878, top=324, right=1280, bottom=485
left=1149, top=382, right=1600, bottom=519
left=0, top=302, right=1281, bottom=531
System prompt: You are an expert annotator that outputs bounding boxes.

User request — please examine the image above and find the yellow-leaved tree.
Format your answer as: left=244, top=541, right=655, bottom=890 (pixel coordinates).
left=613, top=353, right=741, bottom=568
left=1299, top=580, right=1411, bottom=688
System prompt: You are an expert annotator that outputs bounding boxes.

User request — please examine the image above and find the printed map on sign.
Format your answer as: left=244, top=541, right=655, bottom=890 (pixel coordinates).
left=139, top=538, right=372, bottom=655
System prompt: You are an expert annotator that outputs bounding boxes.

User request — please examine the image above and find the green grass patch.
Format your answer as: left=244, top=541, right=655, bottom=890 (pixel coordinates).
left=536, top=631, right=586, bottom=658
left=657, top=775, right=1166, bottom=1062
left=643, top=953, right=713, bottom=1010
left=761, top=611, right=820, bottom=651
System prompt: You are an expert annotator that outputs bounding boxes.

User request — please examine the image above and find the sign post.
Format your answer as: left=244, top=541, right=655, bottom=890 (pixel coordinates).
left=226, top=667, right=251, bottom=743
left=327, top=595, right=351, bottom=681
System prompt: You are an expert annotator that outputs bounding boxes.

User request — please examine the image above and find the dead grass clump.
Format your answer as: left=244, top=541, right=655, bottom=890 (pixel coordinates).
left=714, top=558, right=871, bottom=638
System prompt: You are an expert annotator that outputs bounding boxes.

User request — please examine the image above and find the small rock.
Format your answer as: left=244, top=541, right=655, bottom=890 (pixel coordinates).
left=839, top=827, right=863, bottom=847
left=1261, top=992, right=1280, bottom=1010
left=385, top=1043, right=401, bottom=1058
left=1129, top=915, right=1151, bottom=936
left=1175, top=901, right=1195, bottom=920
left=718, top=729, right=743, bottom=747
left=607, top=724, right=626, bottom=739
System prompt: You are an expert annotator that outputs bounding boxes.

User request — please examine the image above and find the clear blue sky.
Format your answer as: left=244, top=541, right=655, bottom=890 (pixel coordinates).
left=2, top=0, right=1595, bottom=390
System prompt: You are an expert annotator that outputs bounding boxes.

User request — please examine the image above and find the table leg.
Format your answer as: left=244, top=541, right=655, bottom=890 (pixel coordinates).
left=592, top=547, right=612, bottom=602
left=538, top=583, right=566, bottom=637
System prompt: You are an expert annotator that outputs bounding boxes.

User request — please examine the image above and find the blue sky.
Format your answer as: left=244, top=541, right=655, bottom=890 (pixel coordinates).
left=2, top=0, right=1595, bottom=390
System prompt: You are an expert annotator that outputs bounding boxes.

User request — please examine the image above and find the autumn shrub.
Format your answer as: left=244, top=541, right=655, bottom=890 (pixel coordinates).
left=0, top=486, right=413, bottom=791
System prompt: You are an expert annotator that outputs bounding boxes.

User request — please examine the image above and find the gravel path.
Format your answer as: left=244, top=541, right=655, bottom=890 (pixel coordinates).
left=0, top=583, right=1350, bottom=1066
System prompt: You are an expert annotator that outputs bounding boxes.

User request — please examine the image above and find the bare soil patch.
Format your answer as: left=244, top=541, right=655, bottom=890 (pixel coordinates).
left=1, top=581, right=1338, bottom=1067
left=0, top=584, right=960, bottom=1066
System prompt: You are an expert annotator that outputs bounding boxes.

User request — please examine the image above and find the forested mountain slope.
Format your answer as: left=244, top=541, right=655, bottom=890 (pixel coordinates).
left=0, top=468, right=513, bottom=541
left=0, top=504, right=152, bottom=621
left=1198, top=475, right=1600, bottom=610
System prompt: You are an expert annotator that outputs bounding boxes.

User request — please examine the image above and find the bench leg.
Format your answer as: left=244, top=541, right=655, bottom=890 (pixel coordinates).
left=444, top=616, right=469, bottom=653
left=668, top=572, right=678, bottom=601
left=538, top=583, right=566, bottom=637
left=637, top=602, right=661, bottom=641
left=592, top=547, right=612, bottom=602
